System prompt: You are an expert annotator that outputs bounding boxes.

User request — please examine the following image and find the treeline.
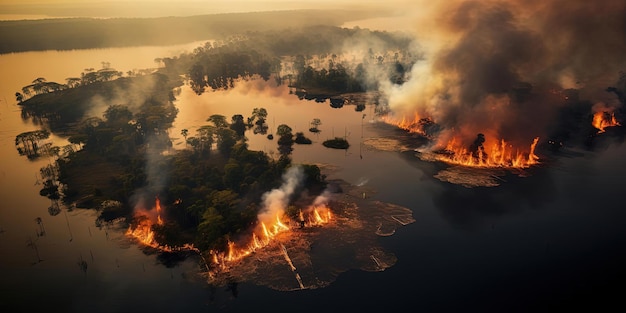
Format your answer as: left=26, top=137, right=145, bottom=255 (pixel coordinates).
left=0, top=9, right=379, bottom=54
left=19, top=73, right=178, bottom=135
left=17, top=64, right=125, bottom=103
left=166, top=25, right=417, bottom=96
left=186, top=43, right=281, bottom=94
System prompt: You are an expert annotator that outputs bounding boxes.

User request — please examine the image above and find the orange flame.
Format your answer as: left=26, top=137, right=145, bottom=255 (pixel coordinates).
left=126, top=196, right=197, bottom=253
left=126, top=212, right=157, bottom=248
left=381, top=112, right=431, bottom=137
left=592, top=111, right=621, bottom=133
left=437, top=136, right=540, bottom=168
left=211, top=206, right=332, bottom=267
left=383, top=113, right=540, bottom=169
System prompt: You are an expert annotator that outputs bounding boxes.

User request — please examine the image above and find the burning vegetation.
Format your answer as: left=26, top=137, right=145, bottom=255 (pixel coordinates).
left=592, top=111, right=621, bottom=134
left=204, top=179, right=415, bottom=291
left=382, top=113, right=541, bottom=169
left=375, top=1, right=625, bottom=175
left=207, top=166, right=334, bottom=271
left=210, top=204, right=332, bottom=267
left=435, top=135, right=540, bottom=169
left=126, top=196, right=197, bottom=253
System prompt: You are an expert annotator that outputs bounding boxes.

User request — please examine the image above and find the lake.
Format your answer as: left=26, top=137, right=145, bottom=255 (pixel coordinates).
left=1, top=41, right=625, bottom=312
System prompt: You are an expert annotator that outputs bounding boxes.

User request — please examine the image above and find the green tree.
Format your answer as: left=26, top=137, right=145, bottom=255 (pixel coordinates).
left=216, top=128, right=237, bottom=156
left=276, top=124, right=294, bottom=156
left=196, top=207, right=226, bottom=250
left=276, top=124, right=292, bottom=137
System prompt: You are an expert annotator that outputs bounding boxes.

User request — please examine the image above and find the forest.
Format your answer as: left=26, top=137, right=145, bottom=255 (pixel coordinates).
left=0, top=9, right=385, bottom=54
left=14, top=25, right=412, bottom=257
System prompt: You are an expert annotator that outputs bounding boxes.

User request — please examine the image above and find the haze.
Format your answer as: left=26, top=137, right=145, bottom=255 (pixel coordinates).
left=0, top=0, right=413, bottom=19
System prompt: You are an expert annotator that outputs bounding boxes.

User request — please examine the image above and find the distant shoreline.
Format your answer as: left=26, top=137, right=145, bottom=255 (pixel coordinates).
left=0, top=9, right=389, bottom=54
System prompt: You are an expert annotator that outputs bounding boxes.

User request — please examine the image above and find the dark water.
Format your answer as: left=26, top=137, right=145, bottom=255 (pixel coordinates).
left=1, top=47, right=626, bottom=313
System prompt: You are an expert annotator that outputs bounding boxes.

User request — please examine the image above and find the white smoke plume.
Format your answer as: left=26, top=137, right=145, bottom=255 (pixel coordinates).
left=129, top=133, right=169, bottom=211
left=311, top=189, right=332, bottom=208
left=258, top=165, right=304, bottom=222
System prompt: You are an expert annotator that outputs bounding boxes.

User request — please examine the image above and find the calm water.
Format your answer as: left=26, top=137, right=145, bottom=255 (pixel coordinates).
left=1, top=42, right=625, bottom=312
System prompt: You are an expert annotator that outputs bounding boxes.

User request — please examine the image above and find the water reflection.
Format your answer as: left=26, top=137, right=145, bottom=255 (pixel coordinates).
left=431, top=167, right=558, bottom=229
left=2, top=43, right=626, bottom=311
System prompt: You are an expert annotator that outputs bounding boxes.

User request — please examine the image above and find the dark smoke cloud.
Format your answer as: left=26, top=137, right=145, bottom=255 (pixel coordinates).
left=386, top=0, right=626, bottom=147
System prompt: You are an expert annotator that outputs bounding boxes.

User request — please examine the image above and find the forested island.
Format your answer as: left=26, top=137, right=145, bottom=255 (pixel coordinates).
left=14, top=25, right=413, bottom=262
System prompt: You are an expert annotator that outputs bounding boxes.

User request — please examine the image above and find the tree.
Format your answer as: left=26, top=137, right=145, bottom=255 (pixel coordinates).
left=181, top=128, right=189, bottom=146
left=103, top=104, right=133, bottom=128
left=276, top=124, right=292, bottom=137
left=309, top=118, right=322, bottom=132
left=196, top=207, right=226, bottom=250
left=189, top=63, right=206, bottom=95
left=230, top=114, right=246, bottom=138
left=249, top=107, right=268, bottom=125
left=322, top=137, right=350, bottom=149
left=249, top=107, right=268, bottom=135
left=15, top=130, right=51, bottom=159
left=65, top=77, right=81, bottom=88
left=216, top=128, right=237, bottom=156
left=294, top=54, right=306, bottom=78
left=97, top=68, right=122, bottom=81
left=276, top=124, right=294, bottom=157
left=196, top=125, right=215, bottom=154
left=207, top=114, right=228, bottom=128
left=294, top=132, right=312, bottom=144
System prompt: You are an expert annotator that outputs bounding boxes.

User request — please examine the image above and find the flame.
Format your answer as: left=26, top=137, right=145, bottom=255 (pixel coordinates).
left=126, top=212, right=157, bottom=248
left=383, top=113, right=540, bottom=169
left=155, top=197, right=164, bottom=225
left=592, top=111, right=621, bottom=133
left=381, top=112, right=432, bottom=137
left=126, top=196, right=197, bottom=253
left=211, top=205, right=332, bottom=267
left=437, top=136, right=540, bottom=168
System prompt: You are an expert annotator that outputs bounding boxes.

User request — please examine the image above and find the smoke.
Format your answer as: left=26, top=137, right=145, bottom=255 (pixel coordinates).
left=382, top=0, right=626, bottom=147
left=311, top=189, right=332, bottom=207
left=129, top=133, right=170, bottom=211
left=258, top=165, right=305, bottom=222
left=86, top=73, right=160, bottom=119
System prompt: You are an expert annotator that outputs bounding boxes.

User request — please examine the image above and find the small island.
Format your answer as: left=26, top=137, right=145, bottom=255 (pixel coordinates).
left=322, top=137, right=350, bottom=149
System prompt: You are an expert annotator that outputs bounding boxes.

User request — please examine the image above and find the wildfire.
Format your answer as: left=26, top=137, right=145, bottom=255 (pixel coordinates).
left=592, top=111, right=621, bottom=133
left=436, top=136, right=540, bottom=168
left=381, top=112, right=437, bottom=138
left=126, top=196, right=197, bottom=252
left=211, top=205, right=332, bottom=267
left=382, top=113, right=541, bottom=169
